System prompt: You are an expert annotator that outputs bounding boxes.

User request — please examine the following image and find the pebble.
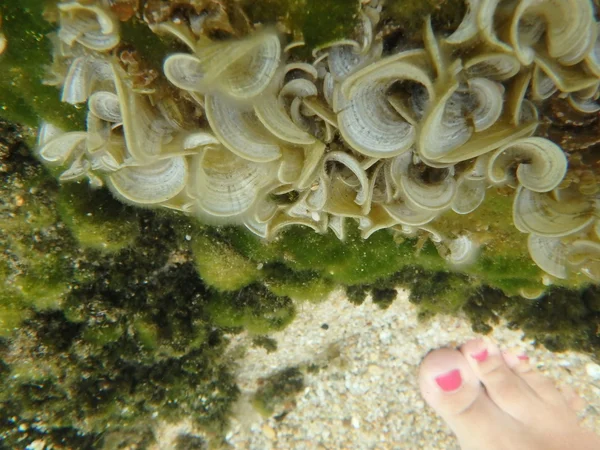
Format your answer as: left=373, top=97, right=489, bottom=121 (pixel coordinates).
left=25, top=441, right=46, bottom=450
left=367, top=364, right=383, bottom=376
left=262, top=424, right=276, bottom=440
left=586, top=363, right=600, bottom=380
left=379, top=330, right=392, bottom=345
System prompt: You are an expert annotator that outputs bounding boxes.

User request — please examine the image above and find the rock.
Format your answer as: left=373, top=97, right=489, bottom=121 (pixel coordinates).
left=586, top=363, right=600, bottom=380
left=367, top=364, right=383, bottom=376
left=262, top=424, right=276, bottom=440
left=379, top=330, right=392, bottom=345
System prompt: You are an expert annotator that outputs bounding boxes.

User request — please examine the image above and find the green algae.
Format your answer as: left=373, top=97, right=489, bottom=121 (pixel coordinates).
left=220, top=222, right=445, bottom=286
left=0, top=121, right=243, bottom=448
left=300, top=0, right=360, bottom=50
left=0, top=122, right=76, bottom=312
left=252, top=366, right=304, bottom=417
left=381, top=0, right=466, bottom=33
left=119, top=16, right=178, bottom=72
left=0, top=288, right=31, bottom=338
left=57, top=183, right=141, bottom=252
left=435, top=187, right=589, bottom=294
left=252, top=335, right=278, bottom=353
left=259, top=261, right=334, bottom=302
left=191, top=231, right=260, bottom=291
left=207, top=285, right=296, bottom=334
left=0, top=215, right=242, bottom=447
left=241, top=0, right=360, bottom=54
left=0, top=1, right=86, bottom=130
left=266, top=268, right=334, bottom=302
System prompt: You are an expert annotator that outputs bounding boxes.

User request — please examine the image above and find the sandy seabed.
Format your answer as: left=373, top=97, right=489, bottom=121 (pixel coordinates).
left=153, top=289, right=600, bottom=449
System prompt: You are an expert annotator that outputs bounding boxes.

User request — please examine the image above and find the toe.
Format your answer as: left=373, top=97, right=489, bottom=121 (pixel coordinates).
left=503, top=351, right=567, bottom=407
left=419, top=347, right=518, bottom=444
left=559, top=385, right=586, bottom=413
left=460, top=338, right=544, bottom=422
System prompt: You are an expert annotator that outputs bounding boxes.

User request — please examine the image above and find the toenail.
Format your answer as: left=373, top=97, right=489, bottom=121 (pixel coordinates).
left=434, top=369, right=462, bottom=392
left=470, top=349, right=488, bottom=362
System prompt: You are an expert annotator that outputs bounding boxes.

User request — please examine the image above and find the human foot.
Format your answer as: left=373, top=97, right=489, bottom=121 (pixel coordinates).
left=418, top=338, right=600, bottom=450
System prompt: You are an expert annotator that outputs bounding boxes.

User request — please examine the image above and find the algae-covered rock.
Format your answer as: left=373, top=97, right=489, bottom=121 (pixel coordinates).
left=0, top=209, right=243, bottom=448
left=191, top=231, right=261, bottom=291
left=0, top=120, right=76, bottom=311
left=0, top=287, right=31, bottom=337
left=262, top=262, right=335, bottom=302
left=0, top=120, right=245, bottom=448
left=56, top=183, right=140, bottom=252
left=207, top=284, right=296, bottom=334
left=508, top=286, right=600, bottom=359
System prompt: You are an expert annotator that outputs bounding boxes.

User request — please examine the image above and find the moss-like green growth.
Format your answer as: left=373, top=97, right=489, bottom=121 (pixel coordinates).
left=299, top=0, right=360, bottom=50
left=262, top=223, right=444, bottom=285
left=434, top=188, right=553, bottom=296
left=371, top=287, right=397, bottom=309
left=0, top=121, right=246, bottom=448
left=346, top=284, right=368, bottom=306
left=217, top=225, right=282, bottom=263
left=252, top=367, right=304, bottom=417
left=507, top=286, right=600, bottom=358
left=252, top=335, right=278, bottom=353
left=0, top=288, right=31, bottom=337
left=267, top=275, right=334, bottom=302
left=342, top=266, right=474, bottom=315
left=262, top=262, right=334, bottom=302
left=0, top=1, right=86, bottom=130
left=0, top=210, right=243, bottom=448
left=241, top=0, right=360, bottom=54
left=403, top=268, right=475, bottom=317
left=119, top=16, right=179, bottom=72
left=191, top=231, right=260, bottom=291
left=0, top=120, right=76, bottom=311
left=381, top=0, right=466, bottom=34
left=216, top=221, right=448, bottom=297
left=207, top=284, right=296, bottom=334
left=174, top=433, right=207, bottom=450
left=56, top=183, right=140, bottom=252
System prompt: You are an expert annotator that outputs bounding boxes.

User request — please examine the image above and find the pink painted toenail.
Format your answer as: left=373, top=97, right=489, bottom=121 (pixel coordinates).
left=517, top=354, right=529, bottom=361
left=470, top=349, right=488, bottom=362
left=434, top=369, right=462, bottom=392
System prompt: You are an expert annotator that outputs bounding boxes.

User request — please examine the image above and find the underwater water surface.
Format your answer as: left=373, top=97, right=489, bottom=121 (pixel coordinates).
left=0, top=0, right=599, bottom=448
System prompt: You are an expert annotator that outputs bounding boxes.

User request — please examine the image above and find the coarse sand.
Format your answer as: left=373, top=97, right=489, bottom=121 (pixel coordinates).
left=222, top=289, right=600, bottom=450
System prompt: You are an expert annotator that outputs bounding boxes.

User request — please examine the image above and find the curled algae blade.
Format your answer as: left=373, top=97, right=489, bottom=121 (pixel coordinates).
left=513, top=187, right=596, bottom=238
left=108, top=157, right=188, bottom=204
left=164, top=31, right=281, bottom=100
left=31, top=0, right=600, bottom=283
left=488, top=137, right=568, bottom=193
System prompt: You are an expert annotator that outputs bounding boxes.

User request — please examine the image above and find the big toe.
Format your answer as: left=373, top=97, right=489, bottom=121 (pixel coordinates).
left=419, top=347, right=519, bottom=449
